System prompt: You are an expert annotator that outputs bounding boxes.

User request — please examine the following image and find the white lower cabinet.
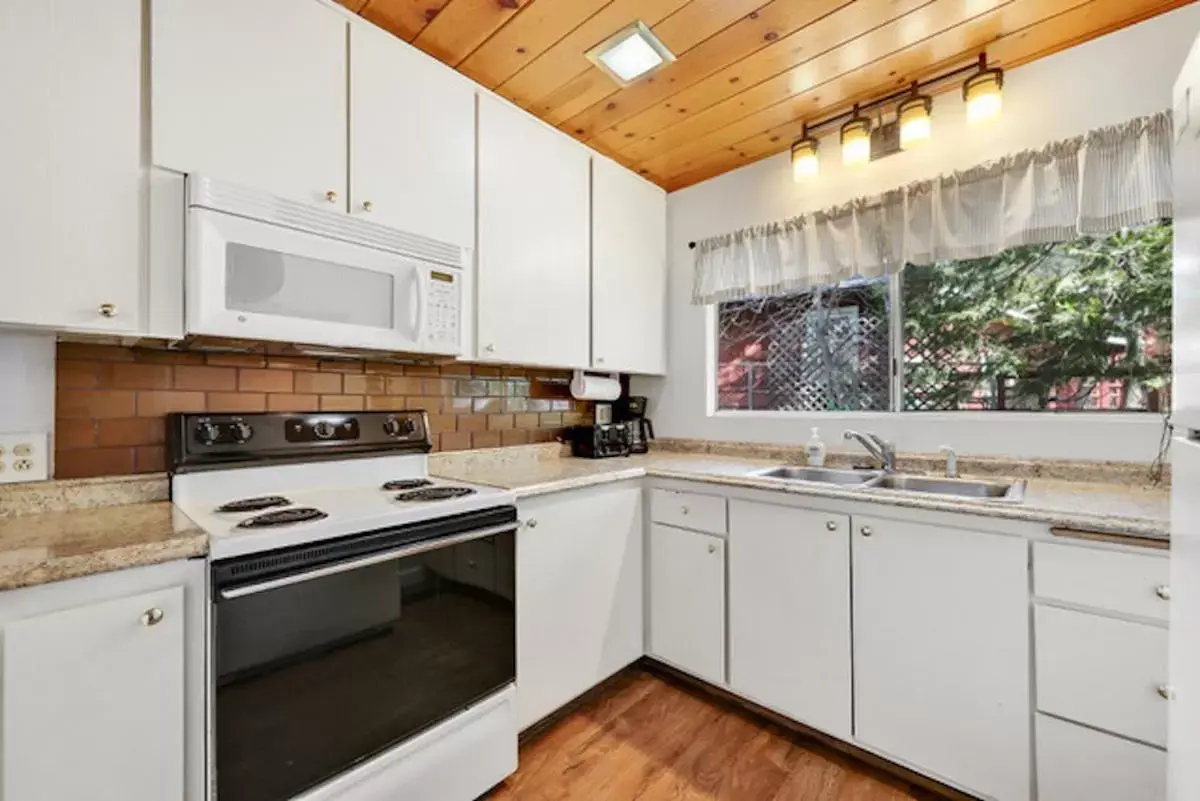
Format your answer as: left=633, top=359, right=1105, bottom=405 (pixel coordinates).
left=852, top=514, right=1031, bottom=801
left=1037, top=713, right=1166, bottom=801
left=647, top=522, right=726, bottom=685
left=516, top=482, right=644, bottom=730
left=727, top=500, right=851, bottom=739
left=0, top=558, right=205, bottom=801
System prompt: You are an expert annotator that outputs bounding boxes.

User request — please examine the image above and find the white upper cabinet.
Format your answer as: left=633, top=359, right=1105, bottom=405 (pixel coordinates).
left=728, top=501, right=852, bottom=739
left=349, top=22, right=476, bottom=248
left=152, top=0, right=347, bottom=208
left=0, top=0, right=144, bottom=333
left=591, top=157, right=668, bottom=375
left=477, top=95, right=591, bottom=369
left=853, top=515, right=1031, bottom=801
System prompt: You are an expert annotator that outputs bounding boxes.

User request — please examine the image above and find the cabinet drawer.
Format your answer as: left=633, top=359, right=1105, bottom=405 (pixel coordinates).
left=1035, top=605, right=1168, bottom=746
left=1036, top=714, right=1165, bottom=801
left=1034, top=541, right=1169, bottom=620
left=650, top=489, right=726, bottom=535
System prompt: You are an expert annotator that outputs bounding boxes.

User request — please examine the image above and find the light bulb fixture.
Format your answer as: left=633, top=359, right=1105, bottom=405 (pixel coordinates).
left=963, top=53, right=1003, bottom=125
left=586, top=21, right=676, bottom=86
left=840, top=108, right=871, bottom=167
left=897, top=84, right=933, bottom=150
left=791, top=126, right=819, bottom=181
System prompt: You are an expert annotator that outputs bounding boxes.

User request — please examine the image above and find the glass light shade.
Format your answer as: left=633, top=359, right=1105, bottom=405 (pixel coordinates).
left=586, top=21, right=676, bottom=86
left=964, top=69, right=1003, bottom=124
left=791, top=138, right=819, bottom=180
left=841, top=118, right=871, bottom=167
left=898, top=95, right=932, bottom=149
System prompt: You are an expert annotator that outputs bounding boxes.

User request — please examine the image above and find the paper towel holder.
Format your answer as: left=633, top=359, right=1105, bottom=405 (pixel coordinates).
left=570, top=369, right=622, bottom=401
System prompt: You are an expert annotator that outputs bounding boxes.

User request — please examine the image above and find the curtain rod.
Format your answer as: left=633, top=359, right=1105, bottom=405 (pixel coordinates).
left=686, top=54, right=991, bottom=251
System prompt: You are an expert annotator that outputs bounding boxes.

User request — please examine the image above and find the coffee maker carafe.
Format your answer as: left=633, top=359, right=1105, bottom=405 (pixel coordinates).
left=622, top=395, right=654, bottom=455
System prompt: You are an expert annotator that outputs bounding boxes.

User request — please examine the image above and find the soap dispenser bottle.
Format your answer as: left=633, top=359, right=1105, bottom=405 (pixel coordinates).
left=806, top=427, right=826, bottom=467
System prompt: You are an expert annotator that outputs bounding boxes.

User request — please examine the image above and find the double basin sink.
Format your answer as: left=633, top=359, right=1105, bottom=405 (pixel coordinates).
left=753, top=466, right=1027, bottom=502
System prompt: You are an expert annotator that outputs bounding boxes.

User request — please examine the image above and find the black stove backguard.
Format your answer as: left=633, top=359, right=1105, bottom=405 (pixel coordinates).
left=167, top=410, right=432, bottom=477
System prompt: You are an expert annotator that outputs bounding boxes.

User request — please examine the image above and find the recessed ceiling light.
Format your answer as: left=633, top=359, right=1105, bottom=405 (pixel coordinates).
left=586, top=21, right=675, bottom=86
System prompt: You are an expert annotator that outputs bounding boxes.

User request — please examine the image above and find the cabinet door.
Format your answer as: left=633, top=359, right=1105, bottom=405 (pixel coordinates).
left=728, top=501, right=851, bottom=739
left=350, top=22, right=475, bottom=247
left=152, top=0, right=347, bottom=208
left=516, top=483, right=643, bottom=729
left=591, top=157, right=667, bottom=374
left=853, top=515, right=1030, bottom=801
left=648, top=523, right=725, bottom=685
left=0, top=0, right=143, bottom=332
left=477, top=95, right=590, bottom=368
left=3, top=586, right=185, bottom=801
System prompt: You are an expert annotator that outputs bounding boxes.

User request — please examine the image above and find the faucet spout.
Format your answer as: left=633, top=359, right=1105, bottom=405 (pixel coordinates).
left=843, top=430, right=896, bottom=473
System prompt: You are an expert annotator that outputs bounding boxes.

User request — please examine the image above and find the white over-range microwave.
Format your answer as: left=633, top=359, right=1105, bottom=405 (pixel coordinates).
left=185, top=176, right=468, bottom=356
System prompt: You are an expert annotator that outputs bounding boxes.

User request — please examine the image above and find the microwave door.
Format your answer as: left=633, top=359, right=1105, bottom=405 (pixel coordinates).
left=394, top=260, right=426, bottom=351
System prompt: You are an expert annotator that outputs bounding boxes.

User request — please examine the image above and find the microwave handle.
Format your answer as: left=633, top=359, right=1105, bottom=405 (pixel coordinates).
left=413, top=266, right=427, bottom=344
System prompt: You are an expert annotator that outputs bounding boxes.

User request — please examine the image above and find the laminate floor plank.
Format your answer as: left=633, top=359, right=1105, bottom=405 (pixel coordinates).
left=488, top=669, right=932, bottom=801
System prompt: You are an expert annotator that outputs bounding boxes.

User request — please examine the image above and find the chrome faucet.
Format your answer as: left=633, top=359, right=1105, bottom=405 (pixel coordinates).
left=843, top=430, right=896, bottom=473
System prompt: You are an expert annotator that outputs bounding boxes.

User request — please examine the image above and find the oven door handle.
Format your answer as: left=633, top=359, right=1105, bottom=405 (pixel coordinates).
left=217, top=522, right=518, bottom=600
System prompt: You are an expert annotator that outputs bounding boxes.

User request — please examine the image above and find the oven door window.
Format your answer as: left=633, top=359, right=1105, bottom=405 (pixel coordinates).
left=213, top=531, right=516, bottom=801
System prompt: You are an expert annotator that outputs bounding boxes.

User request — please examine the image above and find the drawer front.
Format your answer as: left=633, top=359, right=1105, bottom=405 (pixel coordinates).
left=650, top=488, right=727, bottom=535
left=1036, top=714, right=1166, bottom=801
left=1036, top=605, right=1169, bottom=746
left=1034, top=541, right=1169, bottom=620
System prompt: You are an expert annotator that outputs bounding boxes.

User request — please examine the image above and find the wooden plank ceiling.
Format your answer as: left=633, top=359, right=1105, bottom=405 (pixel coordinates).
left=342, top=0, right=1195, bottom=190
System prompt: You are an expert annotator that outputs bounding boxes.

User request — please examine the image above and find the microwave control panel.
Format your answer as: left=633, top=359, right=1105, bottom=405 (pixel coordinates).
left=426, top=269, right=461, bottom=350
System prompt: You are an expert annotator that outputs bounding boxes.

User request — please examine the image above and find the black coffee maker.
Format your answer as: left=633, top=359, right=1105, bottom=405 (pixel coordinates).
left=619, top=395, right=655, bottom=454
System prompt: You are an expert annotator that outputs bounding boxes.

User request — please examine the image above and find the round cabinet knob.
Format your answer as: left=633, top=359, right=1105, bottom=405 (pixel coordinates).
left=826, top=520, right=838, bottom=531
left=1158, top=684, right=1176, bottom=700
left=860, top=526, right=873, bottom=537
left=708, top=543, right=717, bottom=554
left=526, top=519, right=538, bottom=529
left=1156, top=585, right=1172, bottom=601
left=484, top=344, right=496, bottom=354
left=467, top=559, right=478, bottom=569
left=141, top=608, right=164, bottom=627
left=362, top=200, right=374, bottom=212
left=325, top=190, right=338, bottom=203
left=98, top=303, right=118, bottom=318
left=596, top=357, right=605, bottom=364
left=681, top=506, right=690, bottom=515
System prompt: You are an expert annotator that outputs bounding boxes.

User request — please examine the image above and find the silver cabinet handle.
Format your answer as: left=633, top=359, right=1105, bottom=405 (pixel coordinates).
left=98, top=303, right=118, bottom=318
left=708, top=543, right=717, bottom=554
left=361, top=200, right=373, bottom=212
left=860, top=526, right=873, bottom=537
left=325, top=190, right=338, bottom=203
left=826, top=520, right=838, bottom=531
left=526, top=519, right=538, bottom=529
left=1156, top=585, right=1171, bottom=601
left=141, top=608, right=164, bottom=627
left=1158, top=684, right=1176, bottom=700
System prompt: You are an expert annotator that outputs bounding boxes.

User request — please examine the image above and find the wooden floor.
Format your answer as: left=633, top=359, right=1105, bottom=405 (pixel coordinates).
left=488, top=669, right=943, bottom=801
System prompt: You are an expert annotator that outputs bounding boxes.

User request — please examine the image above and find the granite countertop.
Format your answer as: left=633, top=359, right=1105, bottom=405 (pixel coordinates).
left=432, top=452, right=1170, bottom=542
left=0, top=475, right=206, bottom=590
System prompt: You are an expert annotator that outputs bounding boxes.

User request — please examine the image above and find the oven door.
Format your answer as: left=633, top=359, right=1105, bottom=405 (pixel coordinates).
left=186, top=205, right=461, bottom=356
left=210, top=512, right=517, bottom=801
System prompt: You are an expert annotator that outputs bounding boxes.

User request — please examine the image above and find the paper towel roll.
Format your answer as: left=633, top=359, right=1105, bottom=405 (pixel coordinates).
left=570, top=371, right=621, bottom=401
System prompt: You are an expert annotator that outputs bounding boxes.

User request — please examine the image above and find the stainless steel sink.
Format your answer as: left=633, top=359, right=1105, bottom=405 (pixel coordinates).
left=753, top=466, right=882, bottom=485
left=866, top=474, right=1026, bottom=501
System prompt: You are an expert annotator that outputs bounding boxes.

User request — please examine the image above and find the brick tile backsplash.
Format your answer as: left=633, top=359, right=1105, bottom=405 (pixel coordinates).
left=54, top=343, right=590, bottom=479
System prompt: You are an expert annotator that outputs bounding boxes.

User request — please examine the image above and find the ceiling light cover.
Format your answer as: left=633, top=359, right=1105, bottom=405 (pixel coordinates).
left=586, top=21, right=676, bottom=86
left=841, top=116, right=871, bottom=167
left=791, top=136, right=819, bottom=181
left=964, top=66, right=1004, bottom=125
left=898, top=93, right=933, bottom=149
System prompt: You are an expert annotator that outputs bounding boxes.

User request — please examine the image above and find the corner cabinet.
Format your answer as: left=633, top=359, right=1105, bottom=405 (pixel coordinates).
left=0, top=0, right=144, bottom=333
left=728, top=500, right=852, bottom=739
left=477, top=95, right=591, bottom=369
left=591, top=157, right=668, bottom=375
left=515, top=483, right=643, bottom=730
left=152, top=0, right=348, bottom=208
left=852, top=514, right=1031, bottom=801
left=0, top=559, right=206, bottom=801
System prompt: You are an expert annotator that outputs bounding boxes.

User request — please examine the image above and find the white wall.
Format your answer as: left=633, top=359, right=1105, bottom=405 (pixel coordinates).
left=0, top=332, right=55, bottom=435
left=635, top=5, right=1200, bottom=463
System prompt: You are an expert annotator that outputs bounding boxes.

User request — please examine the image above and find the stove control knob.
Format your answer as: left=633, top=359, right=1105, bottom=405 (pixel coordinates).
left=195, top=422, right=220, bottom=446
left=313, top=421, right=336, bottom=440
left=234, top=422, right=254, bottom=443
left=384, top=416, right=417, bottom=438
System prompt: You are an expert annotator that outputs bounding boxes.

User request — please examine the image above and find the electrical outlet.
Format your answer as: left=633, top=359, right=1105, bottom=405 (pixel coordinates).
left=0, top=432, right=48, bottom=484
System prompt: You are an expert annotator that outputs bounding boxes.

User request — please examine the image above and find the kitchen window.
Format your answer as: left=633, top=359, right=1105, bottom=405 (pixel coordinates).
left=715, top=221, right=1173, bottom=414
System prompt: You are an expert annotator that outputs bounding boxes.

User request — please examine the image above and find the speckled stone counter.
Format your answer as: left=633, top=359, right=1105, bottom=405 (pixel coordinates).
left=433, top=450, right=1170, bottom=543
left=0, top=475, right=204, bottom=590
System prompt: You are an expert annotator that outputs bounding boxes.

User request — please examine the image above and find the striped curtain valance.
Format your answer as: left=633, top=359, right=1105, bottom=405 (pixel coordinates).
left=692, top=110, right=1173, bottom=305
